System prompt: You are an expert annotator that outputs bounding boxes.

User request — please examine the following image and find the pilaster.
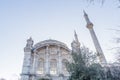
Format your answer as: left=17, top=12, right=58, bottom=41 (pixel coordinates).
left=58, top=46, right=62, bottom=74
left=45, top=45, right=50, bottom=75
left=31, top=51, right=38, bottom=80
left=21, top=48, right=32, bottom=80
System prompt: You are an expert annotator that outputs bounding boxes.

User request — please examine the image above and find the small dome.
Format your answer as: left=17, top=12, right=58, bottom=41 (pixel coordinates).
left=33, top=39, right=70, bottom=52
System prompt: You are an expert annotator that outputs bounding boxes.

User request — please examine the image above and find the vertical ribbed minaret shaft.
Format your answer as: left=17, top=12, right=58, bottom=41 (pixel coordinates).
left=83, top=11, right=107, bottom=63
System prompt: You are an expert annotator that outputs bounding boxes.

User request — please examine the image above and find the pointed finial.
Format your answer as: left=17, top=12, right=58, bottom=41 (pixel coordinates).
left=29, top=37, right=32, bottom=40
left=83, top=10, right=90, bottom=24
left=74, top=30, right=77, bottom=37
left=83, top=10, right=93, bottom=29
left=83, top=10, right=88, bottom=17
left=74, top=30, right=79, bottom=43
left=26, top=37, right=34, bottom=48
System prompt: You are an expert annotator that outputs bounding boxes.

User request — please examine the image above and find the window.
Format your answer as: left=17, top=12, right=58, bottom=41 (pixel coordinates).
left=62, top=59, right=68, bottom=74
left=50, top=59, right=57, bottom=75
left=37, top=58, right=44, bottom=74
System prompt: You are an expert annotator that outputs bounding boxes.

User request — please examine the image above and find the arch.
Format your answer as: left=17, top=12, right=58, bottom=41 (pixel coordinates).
left=62, top=59, right=68, bottom=74
left=33, top=39, right=70, bottom=52
left=50, top=59, right=57, bottom=75
left=37, top=58, right=44, bottom=74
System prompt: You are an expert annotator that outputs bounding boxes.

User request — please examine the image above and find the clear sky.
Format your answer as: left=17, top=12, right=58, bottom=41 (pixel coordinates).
left=0, top=0, right=120, bottom=80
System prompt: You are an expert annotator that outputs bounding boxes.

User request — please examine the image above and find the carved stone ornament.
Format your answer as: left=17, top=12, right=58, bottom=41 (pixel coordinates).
left=26, top=37, right=34, bottom=48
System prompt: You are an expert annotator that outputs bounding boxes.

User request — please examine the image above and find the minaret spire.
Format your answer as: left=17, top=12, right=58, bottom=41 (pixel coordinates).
left=83, top=10, right=92, bottom=25
left=71, top=30, right=80, bottom=53
left=83, top=10, right=93, bottom=29
left=74, top=30, right=80, bottom=47
left=83, top=11, right=107, bottom=64
left=74, top=30, right=79, bottom=43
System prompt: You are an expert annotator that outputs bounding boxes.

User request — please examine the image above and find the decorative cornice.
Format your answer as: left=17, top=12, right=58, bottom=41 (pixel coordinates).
left=33, top=39, right=70, bottom=52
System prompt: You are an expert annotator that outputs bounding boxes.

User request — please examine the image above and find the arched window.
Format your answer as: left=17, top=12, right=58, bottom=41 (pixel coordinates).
left=62, top=59, right=68, bottom=74
left=50, top=59, right=57, bottom=75
left=37, top=58, right=44, bottom=74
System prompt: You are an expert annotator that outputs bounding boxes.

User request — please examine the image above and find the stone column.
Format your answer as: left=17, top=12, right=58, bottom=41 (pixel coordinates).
left=31, top=51, right=38, bottom=80
left=58, top=46, right=62, bottom=75
left=45, top=45, right=50, bottom=75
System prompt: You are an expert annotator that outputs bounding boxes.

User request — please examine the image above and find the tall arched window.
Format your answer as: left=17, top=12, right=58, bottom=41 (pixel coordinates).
left=62, top=59, right=68, bottom=74
left=37, top=58, right=44, bottom=74
left=50, top=59, right=57, bottom=75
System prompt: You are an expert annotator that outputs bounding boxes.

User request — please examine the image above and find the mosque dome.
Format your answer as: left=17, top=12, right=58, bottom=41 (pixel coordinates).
left=33, top=39, right=70, bottom=52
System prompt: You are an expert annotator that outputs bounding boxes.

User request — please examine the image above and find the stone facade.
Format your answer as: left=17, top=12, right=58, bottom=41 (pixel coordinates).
left=21, top=39, right=72, bottom=80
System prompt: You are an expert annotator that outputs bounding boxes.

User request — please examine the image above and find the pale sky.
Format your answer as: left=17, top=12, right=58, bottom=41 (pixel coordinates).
left=0, top=0, right=120, bottom=80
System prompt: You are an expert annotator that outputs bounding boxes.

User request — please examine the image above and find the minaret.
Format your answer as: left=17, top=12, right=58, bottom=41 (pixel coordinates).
left=74, top=31, right=79, bottom=44
left=71, top=31, right=80, bottom=53
left=83, top=11, right=107, bottom=63
left=21, top=37, right=34, bottom=80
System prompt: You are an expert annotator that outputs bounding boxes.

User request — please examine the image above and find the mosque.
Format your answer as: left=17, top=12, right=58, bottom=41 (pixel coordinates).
left=20, top=12, right=107, bottom=80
